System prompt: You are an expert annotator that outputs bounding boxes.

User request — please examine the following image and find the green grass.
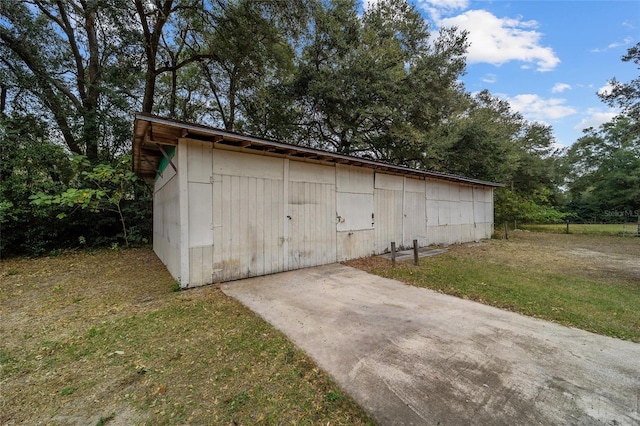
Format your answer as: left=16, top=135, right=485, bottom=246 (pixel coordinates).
left=520, top=223, right=639, bottom=236
left=357, top=234, right=640, bottom=342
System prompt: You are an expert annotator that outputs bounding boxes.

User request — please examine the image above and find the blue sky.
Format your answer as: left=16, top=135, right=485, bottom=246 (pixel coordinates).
left=370, top=0, right=640, bottom=147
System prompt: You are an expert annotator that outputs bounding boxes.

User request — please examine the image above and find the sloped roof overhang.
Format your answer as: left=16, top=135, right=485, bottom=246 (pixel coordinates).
left=132, top=113, right=504, bottom=188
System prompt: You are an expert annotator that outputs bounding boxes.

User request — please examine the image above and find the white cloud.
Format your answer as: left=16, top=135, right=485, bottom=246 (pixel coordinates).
left=416, top=0, right=469, bottom=21
left=573, top=109, right=617, bottom=132
left=597, top=82, right=614, bottom=96
left=608, top=36, right=633, bottom=49
left=592, top=36, right=634, bottom=53
left=439, top=10, right=560, bottom=72
left=482, top=73, right=497, bottom=83
left=551, top=83, right=571, bottom=93
left=506, top=94, right=577, bottom=121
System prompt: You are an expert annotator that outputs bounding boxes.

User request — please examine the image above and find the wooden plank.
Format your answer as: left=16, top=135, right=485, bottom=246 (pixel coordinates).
left=239, top=176, right=249, bottom=277
left=177, top=140, right=190, bottom=287
left=283, top=159, right=290, bottom=271
left=256, top=178, right=265, bottom=277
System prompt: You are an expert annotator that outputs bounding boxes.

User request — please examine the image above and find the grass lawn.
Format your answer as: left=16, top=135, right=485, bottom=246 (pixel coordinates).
left=520, top=222, right=639, bottom=236
left=0, top=249, right=373, bottom=425
left=347, top=231, right=640, bottom=342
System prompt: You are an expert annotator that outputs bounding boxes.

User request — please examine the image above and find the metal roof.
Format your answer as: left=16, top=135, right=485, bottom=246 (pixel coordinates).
left=132, top=113, right=504, bottom=187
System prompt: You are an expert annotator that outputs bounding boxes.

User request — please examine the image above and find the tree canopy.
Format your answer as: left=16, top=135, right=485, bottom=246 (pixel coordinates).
left=1, top=2, right=637, bottom=255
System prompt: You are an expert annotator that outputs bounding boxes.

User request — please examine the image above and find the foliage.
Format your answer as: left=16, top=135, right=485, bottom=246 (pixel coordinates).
left=0, top=113, right=74, bottom=256
left=599, top=42, right=640, bottom=133
left=495, top=188, right=567, bottom=225
left=563, top=117, right=640, bottom=222
left=29, top=156, right=142, bottom=246
left=4, top=0, right=633, bottom=254
left=561, top=43, right=640, bottom=222
left=30, top=156, right=150, bottom=248
left=250, top=0, right=469, bottom=165
left=0, top=0, right=138, bottom=161
left=442, top=91, right=566, bottom=224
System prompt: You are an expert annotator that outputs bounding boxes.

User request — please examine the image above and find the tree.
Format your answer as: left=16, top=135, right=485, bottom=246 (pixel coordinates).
left=30, top=156, right=142, bottom=247
left=0, top=113, right=73, bottom=255
left=155, top=0, right=302, bottom=129
left=0, top=0, right=139, bottom=161
left=599, top=42, right=640, bottom=133
left=255, top=0, right=468, bottom=165
left=563, top=44, right=640, bottom=222
left=564, top=118, right=640, bottom=221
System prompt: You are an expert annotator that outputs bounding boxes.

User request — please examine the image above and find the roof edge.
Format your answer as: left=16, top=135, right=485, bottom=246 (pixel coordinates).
left=133, top=113, right=505, bottom=188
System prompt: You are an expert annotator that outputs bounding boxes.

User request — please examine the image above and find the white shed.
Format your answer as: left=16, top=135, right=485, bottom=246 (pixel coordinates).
left=133, top=114, right=502, bottom=288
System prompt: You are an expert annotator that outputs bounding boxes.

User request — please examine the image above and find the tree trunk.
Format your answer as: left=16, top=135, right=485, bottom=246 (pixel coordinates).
left=83, top=4, right=100, bottom=161
left=135, top=0, right=174, bottom=114
left=0, top=85, right=6, bottom=115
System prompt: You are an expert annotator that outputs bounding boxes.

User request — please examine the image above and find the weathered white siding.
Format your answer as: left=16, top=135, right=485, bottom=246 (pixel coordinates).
left=336, top=165, right=375, bottom=261
left=403, top=177, right=427, bottom=248
left=374, top=173, right=403, bottom=253
left=152, top=138, right=495, bottom=288
left=153, top=150, right=180, bottom=281
left=288, top=162, right=337, bottom=269
left=209, top=149, right=286, bottom=284
left=425, top=179, right=493, bottom=245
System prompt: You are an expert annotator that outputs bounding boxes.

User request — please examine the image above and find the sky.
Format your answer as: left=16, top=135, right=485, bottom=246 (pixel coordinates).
left=367, top=0, right=640, bottom=147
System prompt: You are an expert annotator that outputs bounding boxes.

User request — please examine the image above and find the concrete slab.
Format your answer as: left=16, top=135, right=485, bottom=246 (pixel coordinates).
left=221, top=264, right=640, bottom=425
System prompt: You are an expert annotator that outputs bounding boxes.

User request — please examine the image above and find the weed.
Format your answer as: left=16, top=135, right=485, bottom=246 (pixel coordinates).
left=60, top=387, right=77, bottom=396
left=227, top=391, right=250, bottom=413
left=96, top=412, right=115, bottom=426
left=325, top=391, right=342, bottom=402
left=49, top=248, right=63, bottom=257
left=171, top=281, right=181, bottom=292
left=7, top=269, right=18, bottom=275
left=72, top=297, right=84, bottom=303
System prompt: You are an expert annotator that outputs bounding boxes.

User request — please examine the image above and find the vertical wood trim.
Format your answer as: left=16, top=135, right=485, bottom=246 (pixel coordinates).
left=400, top=176, right=407, bottom=246
left=177, top=138, right=190, bottom=287
left=256, top=178, right=265, bottom=277
left=283, top=159, right=290, bottom=271
left=472, top=186, right=477, bottom=229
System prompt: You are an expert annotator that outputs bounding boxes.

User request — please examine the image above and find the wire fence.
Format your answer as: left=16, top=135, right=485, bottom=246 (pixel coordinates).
left=517, top=223, right=640, bottom=237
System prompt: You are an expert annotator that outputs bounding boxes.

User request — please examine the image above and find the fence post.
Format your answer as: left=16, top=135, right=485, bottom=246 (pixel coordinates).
left=413, top=239, right=419, bottom=266
left=391, top=242, right=396, bottom=267
left=504, top=222, right=509, bottom=240
left=566, top=220, right=570, bottom=234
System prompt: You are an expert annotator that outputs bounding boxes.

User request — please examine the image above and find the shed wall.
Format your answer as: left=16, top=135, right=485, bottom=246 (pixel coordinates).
left=153, top=151, right=181, bottom=281
left=153, top=139, right=495, bottom=287
left=426, top=179, right=493, bottom=244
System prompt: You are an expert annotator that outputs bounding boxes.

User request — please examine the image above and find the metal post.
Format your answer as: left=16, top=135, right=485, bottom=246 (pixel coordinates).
left=391, top=242, right=396, bottom=267
left=413, top=239, right=419, bottom=266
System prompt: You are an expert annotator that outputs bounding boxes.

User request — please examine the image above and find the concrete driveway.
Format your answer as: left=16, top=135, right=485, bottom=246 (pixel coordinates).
left=221, top=264, right=640, bottom=425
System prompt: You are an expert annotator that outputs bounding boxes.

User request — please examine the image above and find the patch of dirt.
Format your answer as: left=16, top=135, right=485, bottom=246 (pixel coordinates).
left=455, top=232, right=640, bottom=285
